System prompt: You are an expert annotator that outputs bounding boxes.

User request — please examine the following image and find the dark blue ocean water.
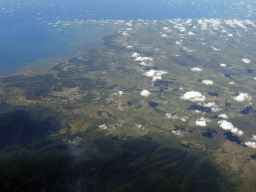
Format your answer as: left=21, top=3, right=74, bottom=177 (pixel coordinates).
left=0, top=0, right=255, bottom=77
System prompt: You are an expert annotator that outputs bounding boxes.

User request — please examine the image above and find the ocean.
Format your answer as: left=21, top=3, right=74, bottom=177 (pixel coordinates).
left=1, top=0, right=254, bottom=77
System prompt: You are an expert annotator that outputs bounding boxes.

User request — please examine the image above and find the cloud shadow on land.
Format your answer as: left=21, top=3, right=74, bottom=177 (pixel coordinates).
left=0, top=108, right=61, bottom=151
left=0, top=133, right=236, bottom=192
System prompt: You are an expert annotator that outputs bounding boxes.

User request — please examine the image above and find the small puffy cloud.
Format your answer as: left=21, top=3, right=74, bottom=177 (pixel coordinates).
left=242, top=58, right=250, bottom=64
left=165, top=113, right=172, bottom=118
left=180, top=27, right=186, bottom=32
left=217, top=120, right=234, bottom=130
left=228, top=82, right=235, bottom=85
left=202, top=80, right=213, bottom=85
left=211, top=106, right=220, bottom=112
left=254, top=77, right=256, bottom=80
left=161, top=34, right=169, bottom=38
left=140, top=90, right=151, bottom=97
left=132, top=52, right=140, bottom=57
left=126, top=45, right=133, bottom=49
left=145, top=70, right=156, bottom=77
left=238, top=131, right=244, bottom=136
left=220, top=63, right=226, bottom=67
left=252, top=135, right=256, bottom=140
left=203, top=102, right=215, bottom=107
left=233, top=93, right=251, bottom=102
left=188, top=31, right=195, bottom=35
left=118, top=90, right=123, bottom=95
left=172, top=130, right=182, bottom=136
left=181, top=91, right=206, bottom=102
left=191, top=67, right=202, bottom=72
left=218, top=114, right=229, bottom=118
left=139, top=61, right=152, bottom=66
left=125, top=22, right=133, bottom=27
left=203, top=102, right=219, bottom=112
left=144, top=70, right=167, bottom=81
left=122, top=31, right=129, bottom=36
left=165, top=113, right=178, bottom=119
left=212, top=46, right=220, bottom=51
left=217, top=120, right=243, bottom=136
left=183, top=47, right=196, bottom=52
left=181, top=116, right=188, bottom=122
left=99, top=124, right=107, bottom=129
left=135, top=56, right=153, bottom=62
left=176, top=41, right=182, bottom=45
left=244, top=141, right=256, bottom=148
left=196, top=117, right=207, bottom=127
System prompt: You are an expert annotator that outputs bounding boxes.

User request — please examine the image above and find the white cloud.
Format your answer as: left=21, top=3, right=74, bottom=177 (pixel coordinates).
left=188, top=31, right=195, bottom=35
left=165, top=113, right=172, bottom=118
left=254, top=77, right=256, bottom=80
left=135, top=56, right=153, bottom=62
left=218, top=114, right=229, bottom=119
left=126, top=45, right=133, bottom=49
left=161, top=34, right=169, bottom=38
left=99, top=124, right=107, bottom=129
left=135, top=124, right=142, bottom=129
left=68, top=136, right=82, bottom=145
left=242, top=58, right=250, bottom=64
left=183, top=47, right=196, bottom=52
left=211, top=46, right=220, bottom=51
left=237, top=131, right=244, bottom=136
left=122, top=31, right=129, bottom=36
left=196, top=117, right=207, bottom=127
left=165, top=113, right=178, bottom=119
left=220, top=63, right=226, bottom=67
left=181, top=116, right=188, bottom=122
left=253, top=135, right=256, bottom=140
left=233, top=93, right=251, bottom=102
left=228, top=82, right=235, bottom=85
left=181, top=91, right=206, bottom=102
left=191, top=67, right=202, bottom=72
left=217, top=120, right=243, bottom=136
left=180, top=27, right=186, bottom=32
left=244, top=141, right=256, bottom=148
left=145, top=70, right=156, bottom=77
left=211, top=106, right=220, bottom=112
left=202, top=80, right=213, bottom=85
left=202, top=102, right=219, bottom=112
left=140, top=61, right=153, bottom=66
left=176, top=41, right=182, bottom=45
left=172, top=130, right=182, bottom=136
left=132, top=52, right=140, bottom=57
left=203, top=102, right=215, bottom=107
left=118, top=90, right=123, bottom=95
left=140, top=90, right=151, bottom=97
left=144, top=70, right=168, bottom=81
left=125, top=22, right=133, bottom=27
